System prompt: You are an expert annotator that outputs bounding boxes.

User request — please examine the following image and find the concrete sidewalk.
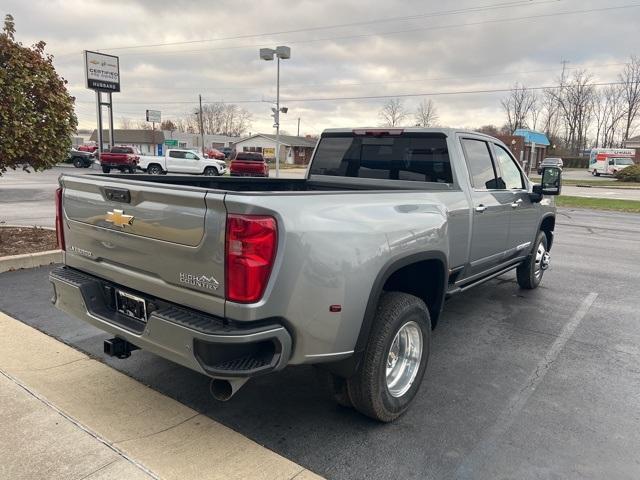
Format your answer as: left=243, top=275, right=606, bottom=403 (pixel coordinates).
left=0, top=372, right=154, bottom=479
left=0, top=311, right=321, bottom=480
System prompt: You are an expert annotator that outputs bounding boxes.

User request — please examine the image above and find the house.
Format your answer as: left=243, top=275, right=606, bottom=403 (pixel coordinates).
left=232, top=134, right=318, bottom=165
left=90, top=129, right=241, bottom=155
left=162, top=131, right=240, bottom=151
left=496, top=129, right=550, bottom=171
left=90, top=129, right=165, bottom=155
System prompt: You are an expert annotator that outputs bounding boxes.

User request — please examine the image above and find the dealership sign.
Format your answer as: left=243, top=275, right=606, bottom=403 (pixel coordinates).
left=84, top=50, right=120, bottom=92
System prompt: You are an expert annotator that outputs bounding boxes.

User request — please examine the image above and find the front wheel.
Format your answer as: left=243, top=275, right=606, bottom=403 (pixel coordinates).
left=101, top=166, right=110, bottom=173
left=73, top=158, right=83, bottom=168
left=147, top=164, right=163, bottom=175
left=517, top=231, right=549, bottom=289
left=203, top=167, right=218, bottom=176
left=346, top=292, right=431, bottom=422
left=593, top=169, right=600, bottom=177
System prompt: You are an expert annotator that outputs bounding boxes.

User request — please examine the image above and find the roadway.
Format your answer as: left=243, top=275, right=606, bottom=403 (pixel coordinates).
left=1, top=166, right=638, bottom=228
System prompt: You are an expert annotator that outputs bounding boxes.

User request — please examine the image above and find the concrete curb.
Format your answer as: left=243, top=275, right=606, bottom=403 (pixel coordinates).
left=0, top=250, right=62, bottom=273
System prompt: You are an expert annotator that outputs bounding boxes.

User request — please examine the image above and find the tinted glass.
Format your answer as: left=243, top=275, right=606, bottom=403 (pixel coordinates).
left=461, top=139, right=498, bottom=189
left=111, top=147, right=131, bottom=154
left=235, top=153, right=264, bottom=161
left=309, top=134, right=452, bottom=183
left=169, top=151, right=185, bottom=159
left=494, top=145, right=524, bottom=189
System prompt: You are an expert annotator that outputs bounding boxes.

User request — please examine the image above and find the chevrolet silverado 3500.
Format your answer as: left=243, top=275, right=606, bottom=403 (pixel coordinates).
left=50, top=128, right=562, bottom=422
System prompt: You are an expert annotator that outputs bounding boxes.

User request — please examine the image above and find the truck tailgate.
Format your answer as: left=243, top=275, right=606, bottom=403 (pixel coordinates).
left=60, top=175, right=226, bottom=317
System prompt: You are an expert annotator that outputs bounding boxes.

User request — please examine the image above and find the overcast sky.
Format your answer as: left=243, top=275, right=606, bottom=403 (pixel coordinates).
left=3, top=0, right=640, bottom=135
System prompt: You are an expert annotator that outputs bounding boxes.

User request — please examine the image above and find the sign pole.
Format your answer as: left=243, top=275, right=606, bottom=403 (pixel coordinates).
left=95, top=90, right=103, bottom=156
left=107, top=92, right=115, bottom=149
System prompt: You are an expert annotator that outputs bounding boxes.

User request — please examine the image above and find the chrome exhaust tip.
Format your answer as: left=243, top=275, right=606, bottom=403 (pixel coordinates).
left=209, top=377, right=248, bottom=401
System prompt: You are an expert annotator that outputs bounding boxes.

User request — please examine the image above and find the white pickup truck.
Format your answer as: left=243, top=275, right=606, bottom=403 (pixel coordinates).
left=138, top=149, right=227, bottom=176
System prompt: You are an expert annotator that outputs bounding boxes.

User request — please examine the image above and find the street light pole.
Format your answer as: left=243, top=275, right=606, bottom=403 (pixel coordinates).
left=260, top=46, right=290, bottom=178
left=275, top=55, right=280, bottom=178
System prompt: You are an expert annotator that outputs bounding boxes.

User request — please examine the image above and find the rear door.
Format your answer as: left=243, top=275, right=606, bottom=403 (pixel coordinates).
left=460, top=137, right=512, bottom=277
left=60, top=175, right=227, bottom=317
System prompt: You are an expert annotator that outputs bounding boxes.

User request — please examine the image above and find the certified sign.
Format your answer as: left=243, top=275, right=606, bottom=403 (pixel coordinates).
left=84, top=50, right=120, bottom=92
left=146, top=110, right=161, bottom=123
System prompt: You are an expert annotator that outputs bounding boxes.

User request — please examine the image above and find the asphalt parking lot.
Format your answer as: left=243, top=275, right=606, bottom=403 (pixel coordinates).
left=1, top=167, right=638, bottom=228
left=1, top=208, right=639, bottom=479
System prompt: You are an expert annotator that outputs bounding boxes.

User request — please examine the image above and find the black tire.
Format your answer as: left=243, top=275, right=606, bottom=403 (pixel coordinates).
left=203, top=167, right=218, bottom=176
left=101, top=166, right=110, bottom=173
left=147, top=164, right=163, bottom=175
left=346, top=292, right=431, bottom=422
left=73, top=158, right=83, bottom=168
left=316, top=369, right=353, bottom=408
left=517, top=231, right=549, bottom=289
left=128, top=166, right=135, bottom=174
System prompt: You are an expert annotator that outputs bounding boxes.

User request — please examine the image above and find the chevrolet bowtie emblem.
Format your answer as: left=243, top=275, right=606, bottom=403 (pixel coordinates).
left=106, top=209, right=134, bottom=228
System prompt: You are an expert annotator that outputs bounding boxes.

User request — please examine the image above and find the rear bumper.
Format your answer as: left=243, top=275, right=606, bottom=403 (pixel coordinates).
left=230, top=172, right=267, bottom=177
left=49, top=266, right=292, bottom=378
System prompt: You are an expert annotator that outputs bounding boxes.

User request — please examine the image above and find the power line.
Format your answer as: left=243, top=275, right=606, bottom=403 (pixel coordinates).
left=107, top=3, right=640, bottom=57
left=97, top=62, right=628, bottom=93
left=94, top=0, right=558, bottom=52
left=72, top=80, right=626, bottom=107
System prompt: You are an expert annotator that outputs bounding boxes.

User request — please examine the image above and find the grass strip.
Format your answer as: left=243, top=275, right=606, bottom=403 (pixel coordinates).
left=557, top=196, right=640, bottom=213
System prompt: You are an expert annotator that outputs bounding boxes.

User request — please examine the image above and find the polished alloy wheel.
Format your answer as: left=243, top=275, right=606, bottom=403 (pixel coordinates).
left=534, top=243, right=549, bottom=279
left=386, top=321, right=423, bottom=398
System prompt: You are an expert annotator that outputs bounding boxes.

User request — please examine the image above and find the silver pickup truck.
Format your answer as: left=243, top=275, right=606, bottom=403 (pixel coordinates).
left=50, top=128, right=562, bottom=422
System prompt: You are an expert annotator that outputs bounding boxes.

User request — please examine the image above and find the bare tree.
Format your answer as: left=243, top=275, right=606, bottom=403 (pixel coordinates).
left=160, top=119, right=177, bottom=131
left=539, top=88, right=561, bottom=140
left=118, top=117, right=133, bottom=129
left=619, top=55, right=640, bottom=141
left=549, top=70, right=595, bottom=153
left=501, top=83, right=537, bottom=132
left=379, top=98, right=407, bottom=127
left=414, top=99, right=439, bottom=127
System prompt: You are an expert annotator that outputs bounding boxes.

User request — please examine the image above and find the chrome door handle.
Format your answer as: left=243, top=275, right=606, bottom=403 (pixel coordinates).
left=475, top=205, right=487, bottom=213
left=511, top=198, right=523, bottom=208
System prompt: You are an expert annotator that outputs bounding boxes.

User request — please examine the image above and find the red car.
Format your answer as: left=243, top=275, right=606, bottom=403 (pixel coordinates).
left=206, top=148, right=226, bottom=160
left=230, top=152, right=269, bottom=177
left=99, top=146, right=140, bottom=173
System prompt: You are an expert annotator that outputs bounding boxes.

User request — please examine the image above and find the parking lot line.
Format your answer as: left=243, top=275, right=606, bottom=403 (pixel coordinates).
left=456, top=292, right=598, bottom=479
left=0, top=311, right=323, bottom=480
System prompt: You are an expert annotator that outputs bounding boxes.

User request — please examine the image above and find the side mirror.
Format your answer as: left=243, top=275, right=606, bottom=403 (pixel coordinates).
left=541, top=166, right=562, bottom=195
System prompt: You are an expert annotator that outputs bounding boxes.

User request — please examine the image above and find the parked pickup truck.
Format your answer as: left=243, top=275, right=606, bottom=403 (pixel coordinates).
left=50, top=128, right=562, bottom=422
left=138, top=149, right=227, bottom=176
left=230, top=152, right=269, bottom=177
left=100, top=146, right=140, bottom=174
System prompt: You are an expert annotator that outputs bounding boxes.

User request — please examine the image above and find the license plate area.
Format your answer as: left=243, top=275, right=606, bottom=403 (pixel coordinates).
left=115, top=290, right=147, bottom=322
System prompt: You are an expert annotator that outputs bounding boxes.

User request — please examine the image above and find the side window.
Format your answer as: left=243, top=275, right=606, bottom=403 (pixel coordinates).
left=461, top=139, right=498, bottom=189
left=169, top=151, right=184, bottom=159
left=185, top=152, right=198, bottom=160
left=493, top=145, right=524, bottom=189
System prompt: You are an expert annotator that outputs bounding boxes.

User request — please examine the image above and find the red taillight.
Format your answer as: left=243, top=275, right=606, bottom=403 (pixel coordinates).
left=55, top=187, right=65, bottom=251
left=225, top=214, right=277, bottom=303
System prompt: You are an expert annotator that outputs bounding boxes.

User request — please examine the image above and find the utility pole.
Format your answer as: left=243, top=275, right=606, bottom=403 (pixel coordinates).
left=297, top=117, right=300, bottom=137
left=199, top=94, right=205, bottom=156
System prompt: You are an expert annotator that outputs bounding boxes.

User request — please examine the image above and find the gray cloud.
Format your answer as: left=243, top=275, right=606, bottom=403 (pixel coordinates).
left=3, top=0, right=639, bottom=134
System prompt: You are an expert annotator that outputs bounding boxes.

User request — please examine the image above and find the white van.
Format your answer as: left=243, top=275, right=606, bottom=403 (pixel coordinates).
left=588, top=148, right=636, bottom=176
left=138, top=149, right=227, bottom=176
